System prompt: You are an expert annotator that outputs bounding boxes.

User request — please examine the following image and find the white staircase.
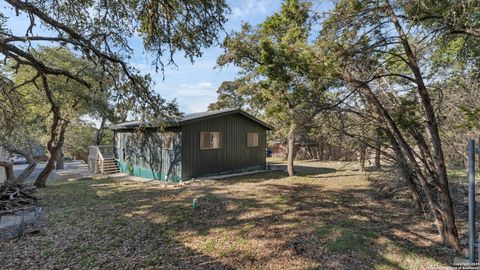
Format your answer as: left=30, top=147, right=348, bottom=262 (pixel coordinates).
left=99, top=156, right=120, bottom=174
left=88, top=145, right=120, bottom=175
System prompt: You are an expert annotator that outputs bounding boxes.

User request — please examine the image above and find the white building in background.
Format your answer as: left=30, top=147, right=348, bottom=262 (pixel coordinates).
left=0, top=147, right=9, bottom=184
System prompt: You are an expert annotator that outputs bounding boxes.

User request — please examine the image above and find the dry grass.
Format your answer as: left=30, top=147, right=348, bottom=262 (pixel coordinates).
left=0, top=159, right=454, bottom=269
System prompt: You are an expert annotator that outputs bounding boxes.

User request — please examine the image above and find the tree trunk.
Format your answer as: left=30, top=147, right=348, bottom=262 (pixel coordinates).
left=306, top=144, right=314, bottom=160
left=319, top=142, right=324, bottom=160
left=359, top=142, right=366, bottom=172
left=0, top=161, right=15, bottom=189
left=386, top=3, right=461, bottom=252
left=34, top=74, right=69, bottom=188
left=55, top=148, right=64, bottom=170
left=96, top=116, right=107, bottom=145
left=403, top=167, right=424, bottom=210
left=287, top=124, right=296, bottom=177
left=17, top=154, right=36, bottom=183
left=374, top=127, right=382, bottom=169
left=35, top=120, right=67, bottom=187
left=1, top=143, right=37, bottom=183
left=360, top=82, right=460, bottom=252
left=384, top=129, right=423, bottom=209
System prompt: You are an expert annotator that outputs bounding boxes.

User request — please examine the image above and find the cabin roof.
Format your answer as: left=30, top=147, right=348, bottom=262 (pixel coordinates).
left=109, top=108, right=273, bottom=131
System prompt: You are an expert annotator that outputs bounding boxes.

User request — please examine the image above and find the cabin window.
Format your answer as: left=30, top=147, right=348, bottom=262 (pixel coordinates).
left=200, top=132, right=222, bottom=149
left=161, top=133, right=173, bottom=150
left=247, top=133, right=260, bottom=147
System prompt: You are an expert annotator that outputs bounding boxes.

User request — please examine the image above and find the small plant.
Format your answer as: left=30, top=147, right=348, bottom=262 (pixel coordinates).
left=127, top=163, right=134, bottom=175
left=192, top=197, right=198, bottom=209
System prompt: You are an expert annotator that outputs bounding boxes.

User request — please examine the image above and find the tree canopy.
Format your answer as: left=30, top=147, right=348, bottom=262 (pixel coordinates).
left=0, top=0, right=230, bottom=187
left=210, top=0, right=480, bottom=252
left=214, top=0, right=335, bottom=176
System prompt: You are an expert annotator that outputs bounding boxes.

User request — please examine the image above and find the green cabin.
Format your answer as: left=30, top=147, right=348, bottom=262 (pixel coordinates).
left=110, top=109, right=273, bottom=182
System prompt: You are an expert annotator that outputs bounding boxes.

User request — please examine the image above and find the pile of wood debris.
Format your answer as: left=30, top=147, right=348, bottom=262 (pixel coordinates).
left=1, top=184, right=37, bottom=215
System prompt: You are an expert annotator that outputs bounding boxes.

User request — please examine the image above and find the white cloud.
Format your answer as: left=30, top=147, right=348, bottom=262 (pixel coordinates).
left=175, top=82, right=216, bottom=97
left=231, top=0, right=273, bottom=18
left=156, top=82, right=218, bottom=113
left=180, top=95, right=218, bottom=113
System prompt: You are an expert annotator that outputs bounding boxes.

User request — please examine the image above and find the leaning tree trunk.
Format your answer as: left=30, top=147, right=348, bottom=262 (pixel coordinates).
left=384, top=128, right=424, bottom=210
left=287, top=124, right=296, bottom=177
left=360, top=82, right=461, bottom=252
left=1, top=143, right=37, bottom=183
left=35, top=120, right=68, bottom=188
left=34, top=74, right=68, bottom=188
left=374, top=127, right=382, bottom=169
left=0, top=161, right=15, bottom=190
left=386, top=4, right=461, bottom=252
left=16, top=150, right=37, bottom=183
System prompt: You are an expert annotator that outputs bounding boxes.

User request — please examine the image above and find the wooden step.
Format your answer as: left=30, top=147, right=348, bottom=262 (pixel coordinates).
left=101, top=162, right=117, bottom=166
left=102, top=164, right=118, bottom=168
left=102, top=170, right=119, bottom=174
left=100, top=158, right=119, bottom=175
left=102, top=161, right=117, bottom=165
left=102, top=169, right=119, bottom=174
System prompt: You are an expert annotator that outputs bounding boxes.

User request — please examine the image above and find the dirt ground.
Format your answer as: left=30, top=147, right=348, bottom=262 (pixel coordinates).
left=0, top=159, right=456, bottom=269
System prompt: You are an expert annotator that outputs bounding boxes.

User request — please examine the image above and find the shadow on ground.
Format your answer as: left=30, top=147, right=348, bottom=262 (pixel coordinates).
left=0, top=164, right=453, bottom=270
left=215, top=165, right=336, bottom=184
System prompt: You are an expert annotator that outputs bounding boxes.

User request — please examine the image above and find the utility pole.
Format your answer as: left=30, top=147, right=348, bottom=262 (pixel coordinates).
left=468, top=139, right=476, bottom=263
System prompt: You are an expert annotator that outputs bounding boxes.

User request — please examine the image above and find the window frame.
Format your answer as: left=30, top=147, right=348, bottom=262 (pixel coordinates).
left=200, top=132, right=222, bottom=150
left=247, top=132, right=260, bottom=147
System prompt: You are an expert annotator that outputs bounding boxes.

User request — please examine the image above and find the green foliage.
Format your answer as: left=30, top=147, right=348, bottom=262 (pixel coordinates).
left=208, top=79, right=264, bottom=115
left=2, top=0, right=229, bottom=69
left=63, top=121, right=112, bottom=161
left=135, top=0, right=229, bottom=68
left=392, top=98, right=423, bottom=131
left=214, top=0, right=333, bottom=139
left=11, top=47, right=103, bottom=118
left=402, top=0, right=480, bottom=70
left=317, top=0, right=480, bottom=166
left=1, top=1, right=230, bottom=174
left=3, top=47, right=117, bottom=162
left=459, top=106, right=480, bottom=130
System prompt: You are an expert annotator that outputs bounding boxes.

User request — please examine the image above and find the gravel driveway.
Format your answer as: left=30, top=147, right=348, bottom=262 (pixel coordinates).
left=14, top=161, right=92, bottom=184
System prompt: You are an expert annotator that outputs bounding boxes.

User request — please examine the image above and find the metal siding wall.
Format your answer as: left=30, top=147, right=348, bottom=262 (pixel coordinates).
left=181, top=113, right=267, bottom=179
left=115, top=130, right=182, bottom=181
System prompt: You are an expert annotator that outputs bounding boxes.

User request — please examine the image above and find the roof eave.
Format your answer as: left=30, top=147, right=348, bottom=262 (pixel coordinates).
left=108, top=109, right=274, bottom=131
left=178, top=109, right=274, bottom=130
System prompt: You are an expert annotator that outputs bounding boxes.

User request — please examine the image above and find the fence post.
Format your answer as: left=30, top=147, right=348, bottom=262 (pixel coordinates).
left=468, top=139, right=476, bottom=263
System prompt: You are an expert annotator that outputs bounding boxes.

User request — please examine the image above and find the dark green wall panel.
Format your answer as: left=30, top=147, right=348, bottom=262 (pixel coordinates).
left=181, top=113, right=267, bottom=179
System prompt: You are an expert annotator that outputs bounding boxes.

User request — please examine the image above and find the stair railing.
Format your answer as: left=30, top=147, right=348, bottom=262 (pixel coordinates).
left=88, top=145, right=114, bottom=174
